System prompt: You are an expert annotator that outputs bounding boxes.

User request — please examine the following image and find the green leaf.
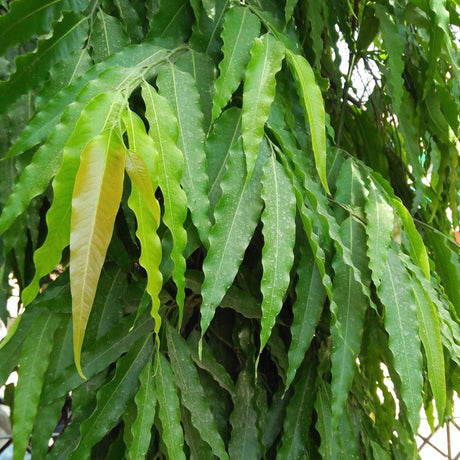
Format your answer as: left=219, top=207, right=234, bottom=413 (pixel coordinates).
left=20, top=91, right=126, bottom=307
left=142, top=83, right=188, bottom=326
left=42, top=311, right=154, bottom=405
left=331, top=217, right=369, bottom=427
left=125, top=149, right=163, bottom=335
left=364, top=181, right=394, bottom=288
left=126, top=358, right=157, bottom=460
left=259, top=153, right=296, bottom=352
left=279, top=354, right=317, bottom=459
left=0, top=12, right=89, bottom=115
left=206, top=107, right=241, bottom=214
left=228, top=370, right=261, bottom=460
left=114, top=0, right=144, bottom=43
left=242, top=33, right=284, bottom=181
left=200, top=139, right=268, bottom=336
left=146, top=0, right=193, bottom=44
left=286, top=242, right=326, bottom=390
left=391, top=198, right=430, bottom=280
left=166, top=324, right=229, bottom=460
left=157, top=62, right=211, bottom=244
left=47, top=373, right=107, bottom=459
left=378, top=248, right=423, bottom=433
left=89, top=9, right=130, bottom=63
left=374, top=5, right=404, bottom=113
left=70, top=128, right=126, bottom=377
left=12, top=311, right=60, bottom=460
left=285, top=50, right=329, bottom=194
left=0, top=309, right=40, bottom=386
left=154, top=353, right=186, bottom=460
left=285, top=0, right=299, bottom=23
left=212, top=5, right=260, bottom=122
left=0, top=0, right=90, bottom=56
left=400, top=252, right=447, bottom=421
left=4, top=44, right=169, bottom=160
left=68, top=334, right=153, bottom=459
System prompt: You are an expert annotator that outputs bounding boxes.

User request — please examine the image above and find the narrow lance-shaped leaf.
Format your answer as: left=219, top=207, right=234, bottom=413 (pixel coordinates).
left=4, top=45, right=170, bottom=160
left=21, top=91, right=127, bottom=307
left=0, top=0, right=90, bottom=56
left=259, top=153, right=296, bottom=353
left=68, top=334, right=153, bottom=460
left=142, top=83, right=188, bottom=326
left=200, top=139, right=268, bottom=337
left=206, top=107, right=241, bottom=214
left=0, top=12, right=89, bottom=115
left=364, top=181, right=394, bottom=288
left=330, top=217, right=369, bottom=428
left=126, top=358, right=157, bottom=460
left=228, top=370, right=261, bottom=460
left=285, top=241, right=326, bottom=390
left=70, top=128, right=126, bottom=378
left=212, top=5, right=260, bottom=122
left=166, top=324, right=229, bottom=460
left=12, top=312, right=60, bottom=460
left=154, top=353, right=186, bottom=460
left=125, top=151, right=163, bottom=336
left=242, top=33, right=285, bottom=182
left=279, top=353, right=317, bottom=459
left=42, top=311, right=154, bottom=405
left=123, top=109, right=163, bottom=336
left=157, top=63, right=211, bottom=244
left=401, top=253, right=446, bottom=422
left=378, top=248, right=423, bottom=433
left=285, top=50, right=329, bottom=194
left=89, top=10, right=130, bottom=63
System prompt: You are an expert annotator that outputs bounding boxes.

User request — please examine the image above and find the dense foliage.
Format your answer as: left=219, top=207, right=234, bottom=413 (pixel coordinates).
left=0, top=0, right=459, bottom=458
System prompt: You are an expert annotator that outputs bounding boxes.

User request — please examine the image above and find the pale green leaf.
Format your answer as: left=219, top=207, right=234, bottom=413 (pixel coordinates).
left=212, top=5, right=260, bottom=122
left=378, top=248, right=423, bottom=433
left=4, top=45, right=169, bottom=160
left=21, top=91, right=126, bottom=307
left=70, top=128, right=126, bottom=377
left=259, top=153, right=296, bottom=351
left=155, top=353, right=186, bottom=460
left=142, top=83, right=188, bottom=326
left=166, top=324, right=229, bottom=460
left=200, top=139, right=268, bottom=336
left=228, top=370, right=261, bottom=460
left=125, top=150, right=163, bottom=335
left=158, top=62, right=211, bottom=243
left=391, top=198, right=430, bottom=280
left=125, top=357, right=157, bottom=460
left=12, top=312, right=60, bottom=460
left=242, top=33, right=285, bottom=181
left=285, top=50, right=329, bottom=194
left=68, top=334, right=153, bottom=459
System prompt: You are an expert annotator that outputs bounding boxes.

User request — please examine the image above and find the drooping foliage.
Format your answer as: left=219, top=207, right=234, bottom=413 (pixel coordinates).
left=0, top=0, right=459, bottom=458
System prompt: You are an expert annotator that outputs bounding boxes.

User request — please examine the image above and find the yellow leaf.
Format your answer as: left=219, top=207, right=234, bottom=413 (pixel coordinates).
left=70, top=130, right=126, bottom=378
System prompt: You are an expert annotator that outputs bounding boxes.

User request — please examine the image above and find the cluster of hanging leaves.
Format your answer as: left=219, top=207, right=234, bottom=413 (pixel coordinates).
left=0, top=0, right=459, bottom=458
